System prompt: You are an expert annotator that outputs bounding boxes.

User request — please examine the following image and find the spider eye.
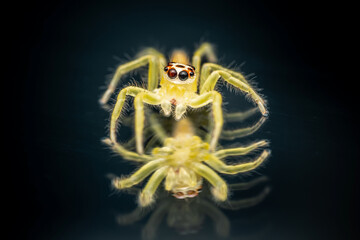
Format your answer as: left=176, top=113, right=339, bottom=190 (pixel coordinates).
left=164, top=66, right=168, bottom=72
left=178, top=70, right=188, bottom=81
left=168, top=68, right=177, bottom=79
left=189, top=71, right=194, bottom=77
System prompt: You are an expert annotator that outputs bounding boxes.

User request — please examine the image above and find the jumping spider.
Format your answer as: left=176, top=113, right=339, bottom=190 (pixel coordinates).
left=100, top=43, right=268, bottom=154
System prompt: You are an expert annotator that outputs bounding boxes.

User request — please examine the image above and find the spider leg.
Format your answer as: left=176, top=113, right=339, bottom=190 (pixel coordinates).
left=192, top=42, right=217, bottom=68
left=116, top=205, right=153, bottom=225
left=110, top=86, right=146, bottom=143
left=200, top=70, right=268, bottom=116
left=221, top=116, right=267, bottom=140
left=141, top=200, right=171, bottom=240
left=148, top=113, right=169, bottom=144
left=191, top=162, right=228, bottom=201
left=200, top=62, right=251, bottom=89
left=192, top=42, right=217, bottom=83
left=189, top=91, right=223, bottom=151
left=102, top=138, right=152, bottom=162
left=220, top=185, right=271, bottom=210
left=139, top=166, right=169, bottom=207
left=214, top=140, right=269, bottom=159
left=110, top=86, right=158, bottom=147
left=112, top=158, right=166, bottom=189
left=136, top=48, right=167, bottom=67
left=198, top=198, right=230, bottom=238
left=206, top=149, right=271, bottom=175
left=124, top=113, right=169, bottom=152
left=134, top=92, right=162, bottom=154
left=223, top=107, right=259, bottom=122
left=100, top=53, right=163, bottom=107
left=229, top=175, right=269, bottom=191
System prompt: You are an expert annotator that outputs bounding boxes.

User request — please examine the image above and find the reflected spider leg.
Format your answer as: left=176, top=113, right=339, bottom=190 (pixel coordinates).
left=102, top=138, right=151, bottom=162
left=112, top=158, right=166, bottom=189
left=139, top=166, right=169, bottom=206
left=214, top=140, right=269, bottom=159
left=207, top=149, right=271, bottom=174
left=223, top=107, right=260, bottom=122
left=191, top=162, right=228, bottom=201
left=221, top=116, right=267, bottom=140
left=199, top=198, right=230, bottom=238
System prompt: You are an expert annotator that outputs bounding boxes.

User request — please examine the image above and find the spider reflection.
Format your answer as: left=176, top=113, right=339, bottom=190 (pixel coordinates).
left=114, top=176, right=270, bottom=240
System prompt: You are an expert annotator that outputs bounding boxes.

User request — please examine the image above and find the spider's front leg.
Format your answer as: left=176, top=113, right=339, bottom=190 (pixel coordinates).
left=134, top=92, right=164, bottom=154
left=200, top=64, right=268, bottom=116
left=100, top=50, right=165, bottom=107
left=110, top=86, right=162, bottom=154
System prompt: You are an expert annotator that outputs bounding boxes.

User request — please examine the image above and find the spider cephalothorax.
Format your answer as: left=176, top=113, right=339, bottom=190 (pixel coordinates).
left=100, top=42, right=268, bottom=154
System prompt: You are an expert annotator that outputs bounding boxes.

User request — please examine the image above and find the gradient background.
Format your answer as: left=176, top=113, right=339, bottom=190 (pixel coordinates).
left=11, top=0, right=358, bottom=239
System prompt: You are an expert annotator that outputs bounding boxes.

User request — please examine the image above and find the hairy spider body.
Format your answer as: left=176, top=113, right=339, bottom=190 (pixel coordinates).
left=103, top=118, right=270, bottom=207
left=100, top=43, right=268, bottom=154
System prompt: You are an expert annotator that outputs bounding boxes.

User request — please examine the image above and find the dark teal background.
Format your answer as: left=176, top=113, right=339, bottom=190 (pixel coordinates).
left=12, top=0, right=358, bottom=239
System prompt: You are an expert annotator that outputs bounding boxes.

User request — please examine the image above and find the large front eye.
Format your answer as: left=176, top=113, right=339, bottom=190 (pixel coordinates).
left=178, top=70, right=188, bottom=81
left=168, top=69, right=177, bottom=79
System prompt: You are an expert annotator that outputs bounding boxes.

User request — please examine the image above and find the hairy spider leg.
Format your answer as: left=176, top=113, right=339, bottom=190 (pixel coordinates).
left=189, top=91, right=223, bottom=151
left=200, top=69, right=268, bottom=116
left=100, top=50, right=165, bottom=106
left=214, top=140, right=268, bottom=159
left=200, top=62, right=251, bottom=88
left=134, top=92, right=165, bottom=154
left=201, top=107, right=267, bottom=142
left=139, top=166, right=169, bottom=206
left=102, top=138, right=152, bottom=162
left=112, top=158, right=166, bottom=189
left=192, top=42, right=218, bottom=78
left=110, top=86, right=163, bottom=154
left=206, top=149, right=271, bottom=175
left=191, top=162, right=228, bottom=201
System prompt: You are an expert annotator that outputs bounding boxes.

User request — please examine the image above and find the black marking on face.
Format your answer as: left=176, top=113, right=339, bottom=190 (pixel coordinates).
left=175, top=64, right=185, bottom=68
left=178, top=70, right=189, bottom=81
